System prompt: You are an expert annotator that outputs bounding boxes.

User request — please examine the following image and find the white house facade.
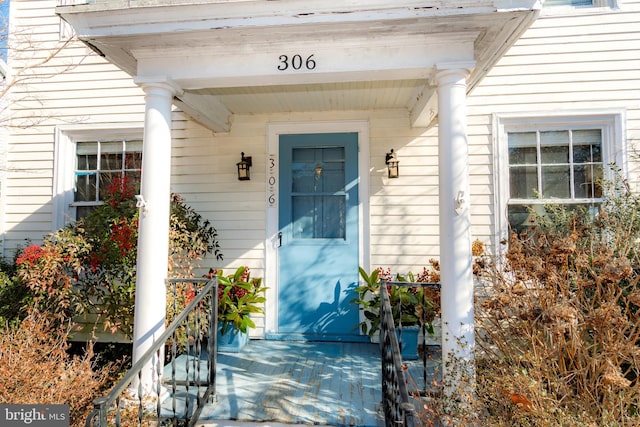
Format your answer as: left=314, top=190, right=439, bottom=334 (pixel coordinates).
left=3, top=0, right=640, bottom=386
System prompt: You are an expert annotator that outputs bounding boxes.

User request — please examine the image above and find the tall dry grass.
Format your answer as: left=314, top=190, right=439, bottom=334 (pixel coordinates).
left=0, top=310, right=117, bottom=427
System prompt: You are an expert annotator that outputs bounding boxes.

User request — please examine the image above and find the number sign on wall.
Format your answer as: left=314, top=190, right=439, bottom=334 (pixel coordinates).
left=277, top=54, right=316, bottom=71
left=268, top=154, right=277, bottom=207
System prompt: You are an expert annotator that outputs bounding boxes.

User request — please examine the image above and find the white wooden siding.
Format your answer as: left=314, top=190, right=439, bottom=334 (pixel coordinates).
left=467, top=0, right=640, bottom=251
left=5, top=1, right=146, bottom=257
left=4, top=1, right=639, bottom=327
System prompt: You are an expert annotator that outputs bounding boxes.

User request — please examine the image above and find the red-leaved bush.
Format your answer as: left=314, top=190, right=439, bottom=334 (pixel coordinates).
left=13, top=176, right=222, bottom=337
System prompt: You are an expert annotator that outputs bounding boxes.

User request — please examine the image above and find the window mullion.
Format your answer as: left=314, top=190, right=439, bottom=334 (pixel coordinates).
left=591, top=144, right=597, bottom=198
left=96, top=140, right=102, bottom=203
left=536, top=131, right=543, bottom=197
left=121, top=139, right=126, bottom=177
left=569, top=129, right=575, bottom=199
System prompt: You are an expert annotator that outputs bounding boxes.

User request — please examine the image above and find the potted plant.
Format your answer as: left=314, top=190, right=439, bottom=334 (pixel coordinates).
left=353, top=266, right=440, bottom=360
left=213, top=266, right=267, bottom=352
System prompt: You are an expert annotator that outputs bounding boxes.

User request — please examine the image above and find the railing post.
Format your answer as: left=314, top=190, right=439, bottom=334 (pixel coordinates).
left=90, top=396, right=108, bottom=427
left=209, top=279, right=218, bottom=401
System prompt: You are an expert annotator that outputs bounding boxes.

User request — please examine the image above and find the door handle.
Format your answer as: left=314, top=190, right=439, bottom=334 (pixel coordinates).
left=278, top=232, right=283, bottom=247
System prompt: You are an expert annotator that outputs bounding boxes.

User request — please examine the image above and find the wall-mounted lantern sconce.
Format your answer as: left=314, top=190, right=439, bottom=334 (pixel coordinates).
left=385, top=149, right=399, bottom=178
left=237, top=152, right=252, bottom=181
left=314, top=164, right=323, bottom=180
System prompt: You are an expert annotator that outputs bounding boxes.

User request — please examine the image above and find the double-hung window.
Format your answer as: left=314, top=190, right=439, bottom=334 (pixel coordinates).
left=495, top=112, right=625, bottom=235
left=54, top=127, right=144, bottom=228
left=74, top=139, right=142, bottom=219
left=507, top=128, right=603, bottom=230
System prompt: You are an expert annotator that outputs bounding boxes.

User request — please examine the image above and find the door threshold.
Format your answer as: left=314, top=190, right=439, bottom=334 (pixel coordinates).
left=264, top=333, right=372, bottom=343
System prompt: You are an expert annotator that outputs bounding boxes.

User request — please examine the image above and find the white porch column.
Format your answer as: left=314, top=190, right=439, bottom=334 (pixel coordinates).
left=435, top=64, right=476, bottom=398
left=132, top=80, right=178, bottom=391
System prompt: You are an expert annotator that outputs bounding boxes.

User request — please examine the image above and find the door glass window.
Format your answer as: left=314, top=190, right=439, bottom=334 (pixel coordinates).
left=291, top=147, right=346, bottom=239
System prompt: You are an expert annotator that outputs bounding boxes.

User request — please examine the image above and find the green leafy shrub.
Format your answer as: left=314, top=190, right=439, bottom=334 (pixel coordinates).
left=0, top=269, right=31, bottom=328
left=353, top=264, right=440, bottom=337
left=216, top=266, right=267, bottom=334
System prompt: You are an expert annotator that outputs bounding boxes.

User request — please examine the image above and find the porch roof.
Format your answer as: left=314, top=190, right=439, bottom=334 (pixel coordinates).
left=57, top=1, right=541, bottom=132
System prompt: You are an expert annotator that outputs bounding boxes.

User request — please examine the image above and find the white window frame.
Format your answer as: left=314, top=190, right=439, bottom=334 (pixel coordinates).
left=542, top=0, right=619, bottom=15
left=493, top=110, right=626, bottom=250
left=53, top=125, right=144, bottom=230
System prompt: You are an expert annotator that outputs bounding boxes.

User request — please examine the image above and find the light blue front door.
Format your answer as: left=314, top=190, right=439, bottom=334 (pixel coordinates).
left=277, top=133, right=361, bottom=341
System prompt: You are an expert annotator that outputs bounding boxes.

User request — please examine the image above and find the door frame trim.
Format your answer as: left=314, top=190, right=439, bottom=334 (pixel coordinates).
left=265, top=121, right=370, bottom=336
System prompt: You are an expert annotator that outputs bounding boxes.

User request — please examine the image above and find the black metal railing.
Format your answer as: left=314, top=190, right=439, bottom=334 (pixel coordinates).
left=85, top=277, right=218, bottom=427
left=380, top=280, right=416, bottom=427
left=380, top=280, right=441, bottom=427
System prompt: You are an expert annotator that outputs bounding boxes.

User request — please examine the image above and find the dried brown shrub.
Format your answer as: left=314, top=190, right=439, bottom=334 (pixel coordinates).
left=0, top=310, right=116, bottom=427
left=475, top=181, right=640, bottom=426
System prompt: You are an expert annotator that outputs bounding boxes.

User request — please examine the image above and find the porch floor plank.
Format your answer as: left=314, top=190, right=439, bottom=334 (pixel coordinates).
left=166, top=340, right=384, bottom=426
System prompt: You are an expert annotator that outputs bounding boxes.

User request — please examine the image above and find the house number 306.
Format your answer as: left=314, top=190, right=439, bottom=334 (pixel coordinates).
left=277, top=54, right=316, bottom=71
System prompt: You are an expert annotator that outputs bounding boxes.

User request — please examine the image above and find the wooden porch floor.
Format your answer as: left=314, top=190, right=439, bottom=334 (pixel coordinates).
left=166, top=340, right=385, bottom=426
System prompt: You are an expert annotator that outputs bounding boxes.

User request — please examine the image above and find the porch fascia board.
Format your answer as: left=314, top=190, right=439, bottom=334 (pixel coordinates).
left=134, top=32, right=477, bottom=90
left=57, top=1, right=500, bottom=36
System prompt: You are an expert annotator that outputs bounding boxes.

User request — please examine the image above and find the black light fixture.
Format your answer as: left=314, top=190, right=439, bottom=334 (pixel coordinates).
left=385, top=149, right=399, bottom=179
left=236, top=152, right=252, bottom=181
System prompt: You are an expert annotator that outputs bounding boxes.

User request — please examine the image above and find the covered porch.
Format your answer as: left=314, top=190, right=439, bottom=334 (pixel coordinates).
left=83, top=279, right=441, bottom=427
left=56, top=0, right=541, bottom=406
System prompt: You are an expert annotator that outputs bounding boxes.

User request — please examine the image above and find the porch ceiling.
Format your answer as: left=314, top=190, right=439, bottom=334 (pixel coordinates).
left=57, top=0, right=541, bottom=133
